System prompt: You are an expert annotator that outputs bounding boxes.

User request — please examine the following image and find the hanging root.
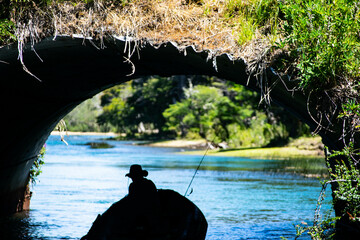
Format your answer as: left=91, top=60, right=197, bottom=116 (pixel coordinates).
left=246, top=46, right=271, bottom=105
left=56, top=119, right=68, bottom=145
left=13, top=2, right=50, bottom=82
left=123, top=56, right=135, bottom=76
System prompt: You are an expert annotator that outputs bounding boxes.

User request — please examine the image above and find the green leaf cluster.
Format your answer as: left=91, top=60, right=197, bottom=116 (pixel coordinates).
left=338, top=99, right=360, bottom=130
left=0, top=19, right=16, bottom=45
left=29, top=145, right=46, bottom=185
left=329, top=144, right=360, bottom=222
left=280, top=0, right=360, bottom=90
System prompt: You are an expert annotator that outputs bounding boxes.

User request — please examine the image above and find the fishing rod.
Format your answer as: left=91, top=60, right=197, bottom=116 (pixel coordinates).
left=184, top=140, right=213, bottom=197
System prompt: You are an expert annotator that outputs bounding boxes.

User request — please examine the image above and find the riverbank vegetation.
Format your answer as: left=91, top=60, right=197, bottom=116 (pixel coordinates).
left=66, top=75, right=312, bottom=149
left=182, top=136, right=324, bottom=159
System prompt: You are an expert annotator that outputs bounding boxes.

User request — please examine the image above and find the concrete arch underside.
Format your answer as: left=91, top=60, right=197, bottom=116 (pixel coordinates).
left=0, top=36, right=338, bottom=215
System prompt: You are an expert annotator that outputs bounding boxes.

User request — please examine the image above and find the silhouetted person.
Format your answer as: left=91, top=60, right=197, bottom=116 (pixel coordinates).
left=125, top=164, right=157, bottom=199
left=81, top=164, right=207, bottom=240
left=125, top=164, right=160, bottom=236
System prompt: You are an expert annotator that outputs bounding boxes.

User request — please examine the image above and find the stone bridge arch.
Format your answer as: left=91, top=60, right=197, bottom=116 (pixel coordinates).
left=0, top=36, right=339, bottom=215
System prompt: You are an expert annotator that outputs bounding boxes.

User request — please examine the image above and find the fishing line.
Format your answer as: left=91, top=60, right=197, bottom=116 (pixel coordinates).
left=184, top=141, right=213, bottom=197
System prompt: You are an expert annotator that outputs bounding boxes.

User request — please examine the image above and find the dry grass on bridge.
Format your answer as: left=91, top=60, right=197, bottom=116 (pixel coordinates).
left=12, top=0, right=277, bottom=64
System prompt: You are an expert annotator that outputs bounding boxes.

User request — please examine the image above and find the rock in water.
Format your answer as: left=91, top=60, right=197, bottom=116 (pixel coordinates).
left=84, top=142, right=115, bottom=149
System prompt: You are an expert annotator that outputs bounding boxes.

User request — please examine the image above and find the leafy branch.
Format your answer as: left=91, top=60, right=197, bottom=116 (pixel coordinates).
left=29, top=145, right=46, bottom=185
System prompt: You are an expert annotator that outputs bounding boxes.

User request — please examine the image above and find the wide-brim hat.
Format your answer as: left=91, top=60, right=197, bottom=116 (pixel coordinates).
left=125, top=164, right=148, bottom=178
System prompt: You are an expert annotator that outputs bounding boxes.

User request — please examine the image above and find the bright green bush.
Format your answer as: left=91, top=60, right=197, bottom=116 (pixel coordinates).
left=280, top=0, right=360, bottom=90
left=164, top=85, right=227, bottom=139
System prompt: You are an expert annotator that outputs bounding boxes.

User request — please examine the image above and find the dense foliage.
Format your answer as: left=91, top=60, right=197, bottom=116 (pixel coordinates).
left=280, top=0, right=360, bottom=90
left=95, top=76, right=309, bottom=147
left=0, top=19, right=15, bottom=44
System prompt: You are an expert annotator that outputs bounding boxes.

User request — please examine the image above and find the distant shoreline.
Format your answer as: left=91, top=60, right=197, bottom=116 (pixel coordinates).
left=51, top=131, right=118, bottom=136
left=51, top=132, right=324, bottom=160
left=181, top=146, right=324, bottom=160
left=139, top=137, right=325, bottom=162
left=137, top=139, right=207, bottom=149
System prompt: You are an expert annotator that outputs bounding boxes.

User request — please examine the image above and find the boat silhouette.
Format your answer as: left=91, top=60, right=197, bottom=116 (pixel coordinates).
left=81, top=189, right=207, bottom=240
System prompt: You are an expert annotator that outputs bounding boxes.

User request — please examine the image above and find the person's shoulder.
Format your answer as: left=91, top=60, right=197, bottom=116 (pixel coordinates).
left=144, top=178, right=156, bottom=187
left=144, top=178, right=153, bottom=183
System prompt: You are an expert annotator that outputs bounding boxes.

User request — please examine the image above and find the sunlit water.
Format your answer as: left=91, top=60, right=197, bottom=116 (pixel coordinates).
left=0, top=135, right=333, bottom=240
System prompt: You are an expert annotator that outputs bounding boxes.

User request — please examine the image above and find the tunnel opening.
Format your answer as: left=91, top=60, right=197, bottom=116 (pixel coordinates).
left=0, top=74, right=332, bottom=239
left=0, top=36, right=341, bottom=238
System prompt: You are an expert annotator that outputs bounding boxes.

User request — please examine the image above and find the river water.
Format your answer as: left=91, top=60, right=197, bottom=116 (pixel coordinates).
left=1, top=135, right=333, bottom=240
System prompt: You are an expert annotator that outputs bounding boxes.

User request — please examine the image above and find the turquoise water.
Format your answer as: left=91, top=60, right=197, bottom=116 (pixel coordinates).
left=1, top=135, right=333, bottom=239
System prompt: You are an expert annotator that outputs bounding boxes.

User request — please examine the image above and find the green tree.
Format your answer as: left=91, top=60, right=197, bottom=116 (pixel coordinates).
left=97, top=81, right=134, bottom=134
left=163, top=84, right=255, bottom=143
left=97, top=97, right=129, bottom=133
left=97, top=76, right=206, bottom=137
left=163, top=85, right=222, bottom=139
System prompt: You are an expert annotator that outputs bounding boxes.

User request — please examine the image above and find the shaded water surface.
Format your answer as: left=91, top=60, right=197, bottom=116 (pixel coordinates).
left=0, top=135, right=333, bottom=239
